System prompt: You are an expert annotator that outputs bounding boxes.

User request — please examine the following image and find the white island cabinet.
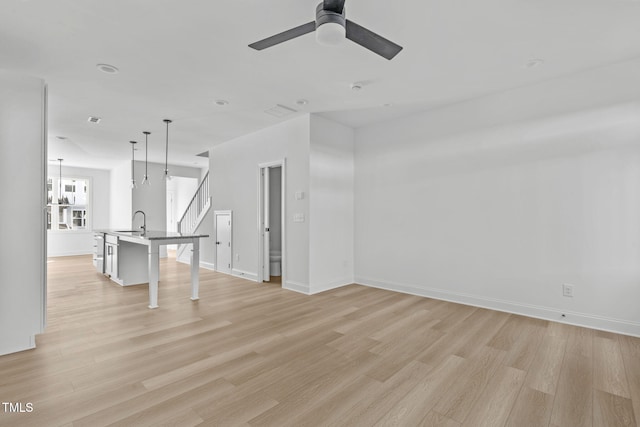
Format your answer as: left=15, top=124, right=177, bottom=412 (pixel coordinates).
left=97, top=230, right=209, bottom=308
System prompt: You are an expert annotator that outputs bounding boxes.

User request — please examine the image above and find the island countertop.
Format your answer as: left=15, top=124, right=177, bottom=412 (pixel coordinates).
left=96, top=229, right=209, bottom=308
left=96, top=229, right=209, bottom=241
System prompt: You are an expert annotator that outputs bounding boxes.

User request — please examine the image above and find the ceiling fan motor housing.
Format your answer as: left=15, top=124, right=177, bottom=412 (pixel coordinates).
left=315, top=3, right=346, bottom=45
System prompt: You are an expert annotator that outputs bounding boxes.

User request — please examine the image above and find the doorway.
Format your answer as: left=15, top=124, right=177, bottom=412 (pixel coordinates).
left=258, top=160, right=285, bottom=285
left=214, top=210, right=232, bottom=275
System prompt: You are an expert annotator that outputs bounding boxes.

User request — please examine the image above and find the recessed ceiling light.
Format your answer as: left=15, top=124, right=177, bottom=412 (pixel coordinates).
left=214, top=99, right=229, bottom=106
left=96, top=63, right=119, bottom=74
left=350, top=82, right=363, bottom=91
left=87, top=116, right=101, bottom=124
left=296, top=99, right=309, bottom=106
left=524, top=58, right=544, bottom=69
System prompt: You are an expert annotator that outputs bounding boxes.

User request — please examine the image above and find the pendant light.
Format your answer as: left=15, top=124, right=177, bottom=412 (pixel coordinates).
left=142, top=131, right=151, bottom=185
left=57, top=158, right=64, bottom=204
left=130, top=140, right=138, bottom=189
left=163, top=119, right=172, bottom=181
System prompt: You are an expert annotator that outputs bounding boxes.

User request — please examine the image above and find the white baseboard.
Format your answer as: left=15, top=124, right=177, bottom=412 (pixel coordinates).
left=355, top=276, right=640, bottom=338
left=284, top=280, right=310, bottom=294
left=232, top=269, right=259, bottom=282
left=200, top=261, right=215, bottom=271
left=175, top=258, right=216, bottom=271
left=309, top=278, right=352, bottom=295
left=0, top=334, right=36, bottom=356
left=47, top=250, right=92, bottom=257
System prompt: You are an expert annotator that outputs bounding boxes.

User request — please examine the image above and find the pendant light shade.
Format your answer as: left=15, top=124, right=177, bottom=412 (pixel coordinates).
left=130, top=141, right=137, bottom=189
left=57, top=158, right=64, bottom=204
left=163, top=119, right=172, bottom=181
left=142, top=131, right=151, bottom=185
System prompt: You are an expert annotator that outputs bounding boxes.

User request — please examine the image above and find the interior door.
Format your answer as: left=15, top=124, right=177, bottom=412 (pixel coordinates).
left=263, top=168, right=270, bottom=281
left=215, top=213, right=232, bottom=274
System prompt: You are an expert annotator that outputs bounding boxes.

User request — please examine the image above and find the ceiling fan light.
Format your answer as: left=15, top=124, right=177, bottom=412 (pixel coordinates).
left=316, top=22, right=345, bottom=46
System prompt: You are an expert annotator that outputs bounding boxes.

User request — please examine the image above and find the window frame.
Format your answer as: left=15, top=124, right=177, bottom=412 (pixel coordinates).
left=47, top=175, right=92, bottom=233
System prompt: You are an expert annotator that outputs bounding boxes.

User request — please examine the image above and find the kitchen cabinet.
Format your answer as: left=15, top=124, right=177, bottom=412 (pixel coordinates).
left=104, top=234, right=118, bottom=278
left=101, top=233, right=148, bottom=286
left=93, top=233, right=104, bottom=273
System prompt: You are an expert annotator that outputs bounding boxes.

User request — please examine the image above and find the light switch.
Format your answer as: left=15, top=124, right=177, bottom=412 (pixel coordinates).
left=295, top=191, right=305, bottom=200
left=293, top=213, right=305, bottom=222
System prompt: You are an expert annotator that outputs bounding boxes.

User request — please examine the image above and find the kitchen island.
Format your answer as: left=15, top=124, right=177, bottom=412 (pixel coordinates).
left=97, top=230, right=209, bottom=309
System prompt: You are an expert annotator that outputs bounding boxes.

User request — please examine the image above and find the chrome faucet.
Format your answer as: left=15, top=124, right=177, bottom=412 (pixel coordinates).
left=133, top=210, right=146, bottom=234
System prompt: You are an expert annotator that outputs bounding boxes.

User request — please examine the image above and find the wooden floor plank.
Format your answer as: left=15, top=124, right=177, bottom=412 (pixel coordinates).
left=550, top=326, right=594, bottom=427
left=505, top=386, right=554, bottom=427
left=460, top=365, right=526, bottom=427
left=593, top=389, right=637, bottom=427
left=594, top=335, right=631, bottom=398
left=0, top=255, right=637, bottom=427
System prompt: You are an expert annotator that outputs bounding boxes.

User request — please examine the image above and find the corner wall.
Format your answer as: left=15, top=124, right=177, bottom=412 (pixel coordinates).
left=309, top=115, right=355, bottom=293
left=0, top=72, right=46, bottom=355
left=354, top=100, right=640, bottom=337
left=208, top=116, right=311, bottom=288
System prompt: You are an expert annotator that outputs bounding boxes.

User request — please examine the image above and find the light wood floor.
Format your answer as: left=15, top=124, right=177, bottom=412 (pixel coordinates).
left=0, top=255, right=638, bottom=426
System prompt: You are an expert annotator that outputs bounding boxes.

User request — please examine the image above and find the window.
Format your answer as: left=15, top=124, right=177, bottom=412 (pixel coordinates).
left=47, top=176, right=90, bottom=231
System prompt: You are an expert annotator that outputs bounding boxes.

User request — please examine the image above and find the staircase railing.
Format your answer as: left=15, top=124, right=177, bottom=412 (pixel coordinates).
left=178, top=172, right=210, bottom=234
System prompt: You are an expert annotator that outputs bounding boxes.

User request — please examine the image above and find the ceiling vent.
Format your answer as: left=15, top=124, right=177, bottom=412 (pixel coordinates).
left=264, top=104, right=297, bottom=118
left=87, top=116, right=101, bottom=124
left=196, top=151, right=209, bottom=158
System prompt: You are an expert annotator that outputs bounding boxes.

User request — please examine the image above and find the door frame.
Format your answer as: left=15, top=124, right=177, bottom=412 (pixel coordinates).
left=213, top=210, right=232, bottom=274
left=257, top=159, right=286, bottom=285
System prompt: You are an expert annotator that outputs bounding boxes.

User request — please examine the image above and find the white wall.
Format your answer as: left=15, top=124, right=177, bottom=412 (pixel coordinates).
left=47, top=165, right=110, bottom=256
left=355, top=99, right=640, bottom=336
left=132, top=161, right=168, bottom=233
left=209, top=116, right=310, bottom=287
left=0, top=72, right=46, bottom=355
left=109, top=160, right=132, bottom=230
left=309, top=115, right=355, bottom=293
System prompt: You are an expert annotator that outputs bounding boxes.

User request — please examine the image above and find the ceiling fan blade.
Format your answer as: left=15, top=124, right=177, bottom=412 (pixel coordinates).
left=249, top=21, right=316, bottom=50
left=323, top=0, right=346, bottom=14
left=345, top=20, right=403, bottom=60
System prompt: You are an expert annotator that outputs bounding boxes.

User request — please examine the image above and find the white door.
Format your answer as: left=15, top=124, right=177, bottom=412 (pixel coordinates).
left=215, top=212, right=232, bottom=274
left=263, top=168, right=270, bottom=281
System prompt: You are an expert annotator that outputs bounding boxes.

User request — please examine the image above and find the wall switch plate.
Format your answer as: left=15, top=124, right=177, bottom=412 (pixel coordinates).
left=235, top=253, right=239, bottom=261
left=293, top=213, right=305, bottom=222
left=295, top=191, right=305, bottom=200
left=562, top=283, right=574, bottom=297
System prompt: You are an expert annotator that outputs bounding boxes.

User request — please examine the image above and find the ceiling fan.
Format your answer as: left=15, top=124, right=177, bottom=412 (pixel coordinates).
left=248, top=0, right=403, bottom=60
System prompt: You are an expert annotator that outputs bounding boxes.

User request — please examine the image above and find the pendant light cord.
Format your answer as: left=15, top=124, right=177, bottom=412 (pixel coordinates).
left=163, top=119, right=172, bottom=178
left=143, top=131, right=150, bottom=184
left=130, top=141, right=137, bottom=188
left=58, top=158, right=63, bottom=203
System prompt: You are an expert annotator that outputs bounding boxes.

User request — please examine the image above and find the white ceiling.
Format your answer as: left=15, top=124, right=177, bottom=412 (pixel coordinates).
left=2, top=0, right=640, bottom=170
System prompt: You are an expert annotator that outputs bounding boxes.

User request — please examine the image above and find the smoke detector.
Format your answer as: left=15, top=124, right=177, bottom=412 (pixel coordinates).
left=87, top=116, right=102, bottom=124
left=96, top=64, right=119, bottom=74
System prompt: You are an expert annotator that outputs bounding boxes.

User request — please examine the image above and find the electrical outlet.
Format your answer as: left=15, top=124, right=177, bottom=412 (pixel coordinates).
left=562, top=284, right=574, bottom=298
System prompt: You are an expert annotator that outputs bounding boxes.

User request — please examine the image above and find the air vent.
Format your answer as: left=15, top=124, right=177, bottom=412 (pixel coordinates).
left=87, top=116, right=101, bottom=124
left=196, top=151, right=209, bottom=158
left=264, top=104, right=297, bottom=118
